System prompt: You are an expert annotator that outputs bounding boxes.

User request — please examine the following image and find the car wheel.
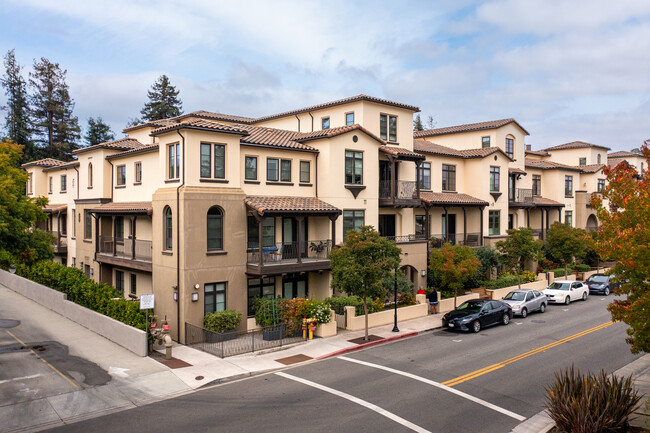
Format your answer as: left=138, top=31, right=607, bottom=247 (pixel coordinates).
left=502, top=313, right=510, bottom=326
left=564, top=296, right=571, bottom=305
left=582, top=292, right=587, bottom=301
left=472, top=320, right=481, bottom=333
left=521, top=308, right=527, bottom=318
left=539, top=303, right=546, bottom=313
left=604, top=287, right=610, bottom=296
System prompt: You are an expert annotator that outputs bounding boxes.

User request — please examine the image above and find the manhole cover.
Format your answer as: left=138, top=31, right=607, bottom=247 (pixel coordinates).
left=531, top=320, right=546, bottom=324
left=0, top=319, right=20, bottom=328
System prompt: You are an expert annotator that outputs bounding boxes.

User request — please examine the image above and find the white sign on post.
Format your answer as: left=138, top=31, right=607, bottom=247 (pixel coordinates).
left=140, top=294, right=155, bottom=310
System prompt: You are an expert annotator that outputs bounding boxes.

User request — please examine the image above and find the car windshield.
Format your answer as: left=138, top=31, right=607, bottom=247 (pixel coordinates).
left=587, top=275, right=608, bottom=283
left=504, top=292, right=525, bottom=301
left=548, top=282, right=570, bottom=291
left=457, top=301, right=483, bottom=312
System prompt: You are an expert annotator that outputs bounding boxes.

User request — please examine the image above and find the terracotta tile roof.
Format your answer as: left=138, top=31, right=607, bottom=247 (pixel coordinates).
left=122, top=117, right=181, bottom=133
left=532, top=197, right=565, bottom=207
left=608, top=150, right=643, bottom=158
left=182, top=110, right=256, bottom=124
left=525, top=158, right=583, bottom=172
left=295, top=124, right=386, bottom=145
left=238, top=125, right=317, bottom=152
left=543, top=141, right=611, bottom=151
left=414, top=139, right=513, bottom=160
left=106, top=144, right=159, bottom=160
left=525, top=149, right=550, bottom=157
left=150, top=119, right=250, bottom=136
left=579, top=164, right=605, bottom=174
left=413, top=118, right=529, bottom=138
left=21, top=158, right=65, bottom=168
left=254, top=94, right=420, bottom=123
left=73, top=138, right=146, bottom=155
left=43, top=203, right=67, bottom=213
left=420, top=191, right=488, bottom=207
left=245, top=196, right=341, bottom=215
left=42, top=161, right=80, bottom=172
left=509, top=167, right=527, bottom=176
left=379, top=145, right=425, bottom=160
left=89, top=201, right=153, bottom=215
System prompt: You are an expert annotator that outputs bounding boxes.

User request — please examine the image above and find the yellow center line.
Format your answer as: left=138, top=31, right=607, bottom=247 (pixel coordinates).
left=6, top=330, right=78, bottom=389
left=442, top=321, right=614, bottom=387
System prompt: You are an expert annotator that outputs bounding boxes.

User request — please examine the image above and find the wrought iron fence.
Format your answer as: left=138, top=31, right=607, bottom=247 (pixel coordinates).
left=185, top=321, right=305, bottom=358
left=98, top=236, right=152, bottom=260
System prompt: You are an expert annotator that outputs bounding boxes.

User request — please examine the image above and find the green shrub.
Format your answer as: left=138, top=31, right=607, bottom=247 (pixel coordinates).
left=254, top=297, right=283, bottom=327
left=15, top=261, right=146, bottom=331
left=324, top=295, right=383, bottom=316
left=573, top=263, right=591, bottom=272
left=203, top=310, right=241, bottom=333
left=521, top=271, right=537, bottom=283
left=545, top=367, right=641, bottom=433
left=485, top=274, right=520, bottom=290
left=551, top=268, right=567, bottom=278
left=0, top=250, right=16, bottom=270
left=397, top=292, right=415, bottom=307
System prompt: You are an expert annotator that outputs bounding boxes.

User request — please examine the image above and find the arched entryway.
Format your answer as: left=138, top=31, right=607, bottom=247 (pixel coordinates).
left=586, top=214, right=599, bottom=232
left=400, top=265, right=418, bottom=287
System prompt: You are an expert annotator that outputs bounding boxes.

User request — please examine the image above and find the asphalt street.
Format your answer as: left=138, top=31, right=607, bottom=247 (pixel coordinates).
left=48, top=294, right=641, bottom=433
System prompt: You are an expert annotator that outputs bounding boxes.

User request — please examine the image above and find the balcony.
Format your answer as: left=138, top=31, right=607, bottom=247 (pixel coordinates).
left=509, top=188, right=535, bottom=208
left=50, top=231, right=67, bottom=254
left=382, top=234, right=428, bottom=243
left=379, top=180, right=421, bottom=207
left=96, top=236, right=152, bottom=271
left=429, top=232, right=482, bottom=248
left=246, top=239, right=332, bottom=276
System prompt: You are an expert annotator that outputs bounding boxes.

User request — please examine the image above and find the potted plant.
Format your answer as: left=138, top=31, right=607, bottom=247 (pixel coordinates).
left=203, top=310, right=242, bottom=343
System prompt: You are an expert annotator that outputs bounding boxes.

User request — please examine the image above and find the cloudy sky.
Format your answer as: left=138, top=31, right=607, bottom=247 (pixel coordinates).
left=1, top=0, right=649, bottom=151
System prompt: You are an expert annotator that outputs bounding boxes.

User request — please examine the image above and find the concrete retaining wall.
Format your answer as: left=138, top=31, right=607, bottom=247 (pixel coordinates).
left=344, top=302, right=428, bottom=331
left=486, top=279, right=549, bottom=301
left=438, top=292, right=480, bottom=313
left=0, top=270, right=148, bottom=357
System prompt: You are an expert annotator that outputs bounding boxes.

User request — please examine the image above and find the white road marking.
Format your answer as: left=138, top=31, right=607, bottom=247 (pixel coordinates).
left=516, top=322, right=523, bottom=325
left=338, top=356, right=526, bottom=422
left=275, top=371, right=431, bottom=433
left=452, top=339, right=463, bottom=342
left=0, top=374, right=42, bottom=384
left=562, top=309, right=569, bottom=311
left=108, top=367, right=130, bottom=378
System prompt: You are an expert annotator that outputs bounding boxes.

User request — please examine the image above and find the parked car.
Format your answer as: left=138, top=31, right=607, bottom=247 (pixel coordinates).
left=585, top=273, right=617, bottom=295
left=543, top=280, right=589, bottom=304
left=442, top=299, right=513, bottom=333
left=501, top=289, right=547, bottom=317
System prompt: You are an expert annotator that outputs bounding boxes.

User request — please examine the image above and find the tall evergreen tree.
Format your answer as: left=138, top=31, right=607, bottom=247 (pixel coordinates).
left=1, top=50, right=34, bottom=162
left=85, top=116, right=115, bottom=146
left=29, top=57, right=80, bottom=161
left=413, top=114, right=423, bottom=131
left=140, top=74, right=182, bottom=121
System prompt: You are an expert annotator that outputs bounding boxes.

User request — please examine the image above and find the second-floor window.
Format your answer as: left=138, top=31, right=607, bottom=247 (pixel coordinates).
left=280, top=159, right=291, bottom=182
left=245, top=156, right=257, bottom=180
left=168, top=143, right=180, bottom=179
left=415, top=215, right=427, bottom=237
left=84, top=210, right=92, bottom=239
left=61, top=175, right=67, bottom=192
left=579, top=157, right=586, bottom=166
left=343, top=210, right=364, bottom=237
left=207, top=206, right=223, bottom=251
left=482, top=136, right=490, bottom=148
left=565, top=211, right=573, bottom=226
left=442, top=164, right=456, bottom=191
left=379, top=114, right=397, bottom=142
left=48, top=176, right=52, bottom=193
left=489, top=210, right=500, bottom=236
left=597, top=179, right=605, bottom=193
left=116, top=165, right=126, bottom=186
left=200, top=143, right=225, bottom=179
left=565, top=175, right=573, bottom=197
left=134, top=162, right=142, bottom=183
left=321, top=117, right=330, bottom=130
left=300, top=161, right=310, bottom=183
left=345, top=151, right=363, bottom=184
left=490, top=166, right=500, bottom=192
left=505, top=137, right=514, bottom=158
left=27, top=175, right=32, bottom=194
left=346, top=112, right=354, bottom=126
left=419, top=162, right=431, bottom=190
left=88, top=163, right=93, bottom=188
left=597, top=154, right=601, bottom=164
left=164, top=206, right=173, bottom=250
left=267, top=158, right=279, bottom=181
left=532, top=175, right=541, bottom=196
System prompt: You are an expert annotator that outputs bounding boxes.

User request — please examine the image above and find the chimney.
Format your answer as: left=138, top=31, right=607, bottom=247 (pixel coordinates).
left=525, top=144, right=532, bottom=151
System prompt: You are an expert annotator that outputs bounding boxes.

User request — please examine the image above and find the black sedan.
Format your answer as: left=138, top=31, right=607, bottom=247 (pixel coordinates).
left=442, top=299, right=513, bottom=333
left=585, top=274, right=617, bottom=295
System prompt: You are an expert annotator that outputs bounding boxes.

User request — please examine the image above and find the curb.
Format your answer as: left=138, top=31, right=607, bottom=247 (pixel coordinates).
left=316, top=331, right=419, bottom=360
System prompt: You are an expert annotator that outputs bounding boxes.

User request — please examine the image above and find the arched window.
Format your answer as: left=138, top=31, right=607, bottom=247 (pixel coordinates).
left=207, top=206, right=223, bottom=251
left=505, top=135, right=515, bottom=158
left=597, top=154, right=601, bottom=164
left=88, top=163, right=93, bottom=188
left=164, top=206, right=172, bottom=250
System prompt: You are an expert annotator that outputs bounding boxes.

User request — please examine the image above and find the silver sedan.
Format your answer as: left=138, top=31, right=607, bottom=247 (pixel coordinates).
left=501, top=289, right=547, bottom=318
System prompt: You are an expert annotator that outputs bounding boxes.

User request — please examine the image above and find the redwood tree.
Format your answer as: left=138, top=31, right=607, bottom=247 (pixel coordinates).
left=592, top=141, right=650, bottom=353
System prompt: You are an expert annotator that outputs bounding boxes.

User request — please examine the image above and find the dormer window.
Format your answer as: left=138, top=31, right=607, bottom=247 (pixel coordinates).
left=597, top=154, right=601, bottom=164
left=505, top=137, right=514, bottom=158
left=379, top=114, right=397, bottom=142
left=579, top=158, right=586, bottom=166
left=321, top=117, right=330, bottom=130
left=346, top=112, right=354, bottom=126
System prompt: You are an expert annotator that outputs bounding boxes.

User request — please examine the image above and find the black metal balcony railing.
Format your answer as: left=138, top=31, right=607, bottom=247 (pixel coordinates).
left=49, top=231, right=67, bottom=252
left=382, top=234, right=428, bottom=243
left=510, top=188, right=533, bottom=203
left=379, top=180, right=418, bottom=200
left=98, top=236, right=152, bottom=261
left=429, top=232, right=482, bottom=248
left=246, top=240, right=331, bottom=264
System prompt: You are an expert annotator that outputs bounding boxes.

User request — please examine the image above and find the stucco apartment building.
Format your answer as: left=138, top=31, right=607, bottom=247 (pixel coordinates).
left=21, top=94, right=642, bottom=341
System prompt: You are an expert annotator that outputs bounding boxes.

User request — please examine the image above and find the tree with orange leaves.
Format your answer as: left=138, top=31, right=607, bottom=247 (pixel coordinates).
left=592, top=140, right=650, bottom=353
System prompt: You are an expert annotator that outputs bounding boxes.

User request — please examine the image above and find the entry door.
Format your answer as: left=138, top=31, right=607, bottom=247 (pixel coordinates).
left=282, top=218, right=308, bottom=259
left=283, top=274, right=308, bottom=299
left=378, top=214, right=396, bottom=238
left=442, top=214, right=457, bottom=244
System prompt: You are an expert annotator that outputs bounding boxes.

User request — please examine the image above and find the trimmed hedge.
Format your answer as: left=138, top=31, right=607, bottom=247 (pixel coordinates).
left=16, top=261, right=147, bottom=331
left=325, top=295, right=384, bottom=316
left=204, top=310, right=241, bottom=333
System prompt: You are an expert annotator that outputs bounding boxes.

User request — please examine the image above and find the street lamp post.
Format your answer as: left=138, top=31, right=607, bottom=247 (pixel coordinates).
left=392, top=266, right=399, bottom=333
